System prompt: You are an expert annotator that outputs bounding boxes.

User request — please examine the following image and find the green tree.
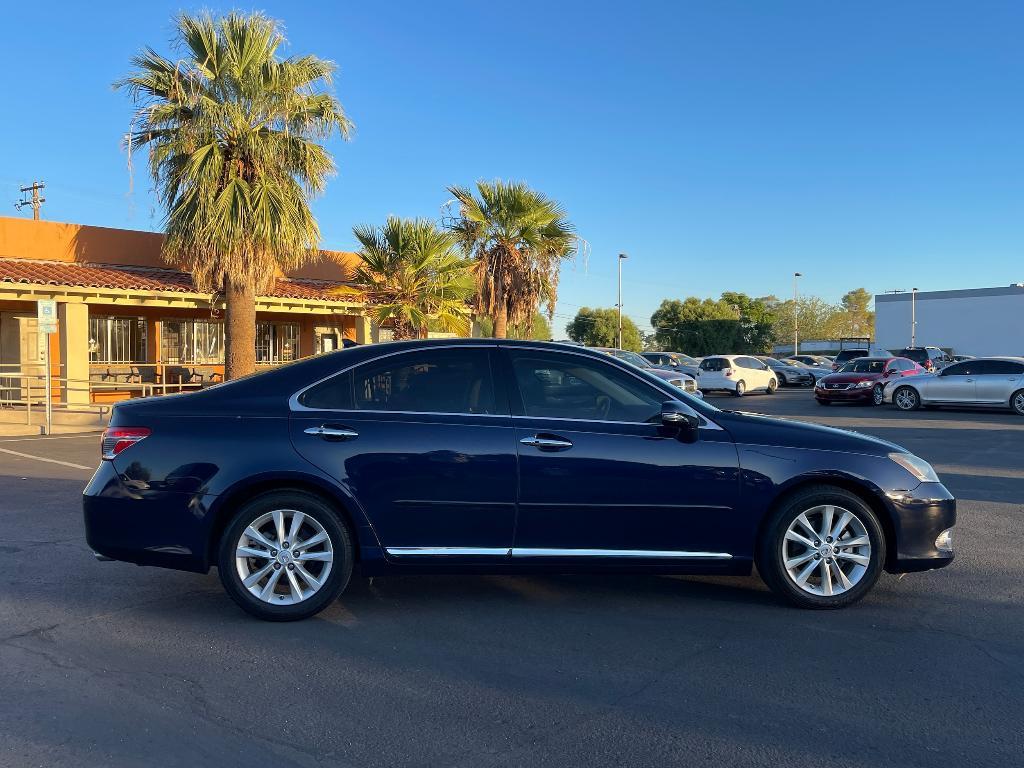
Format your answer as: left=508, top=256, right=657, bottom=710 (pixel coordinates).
left=721, top=292, right=777, bottom=353
left=830, top=287, right=875, bottom=339
left=771, top=296, right=840, bottom=348
left=352, top=217, right=474, bottom=340
left=566, top=307, right=643, bottom=351
left=650, top=297, right=741, bottom=356
left=118, top=12, right=351, bottom=378
left=447, top=180, right=576, bottom=338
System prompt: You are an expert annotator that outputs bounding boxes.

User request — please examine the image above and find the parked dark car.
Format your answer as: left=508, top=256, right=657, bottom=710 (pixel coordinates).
left=815, top=356, right=925, bottom=405
left=831, top=347, right=890, bottom=371
left=641, top=351, right=700, bottom=379
left=756, top=356, right=814, bottom=387
left=84, top=339, right=955, bottom=620
left=897, top=346, right=952, bottom=373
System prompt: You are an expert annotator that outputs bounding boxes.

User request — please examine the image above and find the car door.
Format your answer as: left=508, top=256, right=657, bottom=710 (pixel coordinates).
left=738, top=357, right=770, bottom=389
left=289, top=347, right=518, bottom=559
left=503, top=348, right=740, bottom=561
left=974, top=360, right=1024, bottom=404
left=923, top=360, right=977, bottom=403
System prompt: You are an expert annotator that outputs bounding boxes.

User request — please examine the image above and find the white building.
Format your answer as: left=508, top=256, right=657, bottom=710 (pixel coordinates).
left=875, top=285, right=1024, bottom=357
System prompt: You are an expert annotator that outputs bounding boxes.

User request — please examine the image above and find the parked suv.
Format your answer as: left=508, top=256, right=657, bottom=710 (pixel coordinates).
left=831, top=348, right=891, bottom=371
left=897, top=346, right=952, bottom=373
left=697, top=355, right=778, bottom=396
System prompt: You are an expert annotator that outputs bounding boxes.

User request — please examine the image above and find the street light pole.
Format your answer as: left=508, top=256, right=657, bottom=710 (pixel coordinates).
left=793, top=272, right=802, bottom=356
left=911, top=287, right=918, bottom=347
left=617, top=253, right=628, bottom=349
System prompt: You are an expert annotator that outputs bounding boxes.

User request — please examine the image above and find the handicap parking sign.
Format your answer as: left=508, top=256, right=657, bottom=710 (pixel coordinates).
left=37, top=299, right=57, bottom=334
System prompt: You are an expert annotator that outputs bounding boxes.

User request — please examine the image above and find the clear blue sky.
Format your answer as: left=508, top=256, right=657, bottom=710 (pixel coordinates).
left=2, top=1, right=1021, bottom=336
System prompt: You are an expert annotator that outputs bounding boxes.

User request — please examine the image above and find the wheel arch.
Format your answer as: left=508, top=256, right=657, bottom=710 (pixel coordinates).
left=204, top=473, right=378, bottom=569
left=755, top=474, right=898, bottom=570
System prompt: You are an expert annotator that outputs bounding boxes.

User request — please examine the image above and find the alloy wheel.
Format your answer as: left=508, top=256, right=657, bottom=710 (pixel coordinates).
left=1013, top=391, right=1024, bottom=415
left=872, top=385, right=884, bottom=405
left=894, top=387, right=919, bottom=410
left=781, top=504, right=871, bottom=597
left=235, top=509, right=334, bottom=605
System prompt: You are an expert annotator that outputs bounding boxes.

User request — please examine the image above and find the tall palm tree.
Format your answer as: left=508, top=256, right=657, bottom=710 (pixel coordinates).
left=117, top=12, right=351, bottom=378
left=447, top=180, right=576, bottom=338
left=352, top=217, right=475, bottom=340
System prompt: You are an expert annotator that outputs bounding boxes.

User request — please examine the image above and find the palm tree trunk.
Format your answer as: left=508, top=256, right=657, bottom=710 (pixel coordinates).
left=224, top=279, right=256, bottom=380
left=493, top=305, right=509, bottom=339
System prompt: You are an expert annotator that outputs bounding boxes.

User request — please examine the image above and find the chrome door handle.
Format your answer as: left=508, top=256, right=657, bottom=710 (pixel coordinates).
left=304, top=425, right=359, bottom=440
left=520, top=435, right=573, bottom=450
left=965, top=379, right=974, bottom=383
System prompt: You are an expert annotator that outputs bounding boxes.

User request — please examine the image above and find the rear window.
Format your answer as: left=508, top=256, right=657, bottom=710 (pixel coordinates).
left=699, top=357, right=730, bottom=371
left=835, top=350, right=867, bottom=364
left=899, top=348, right=929, bottom=363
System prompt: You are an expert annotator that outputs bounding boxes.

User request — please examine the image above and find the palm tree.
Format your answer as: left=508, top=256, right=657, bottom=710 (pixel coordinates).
left=117, top=12, right=351, bottom=378
left=447, top=180, right=576, bottom=338
left=352, top=217, right=475, bottom=340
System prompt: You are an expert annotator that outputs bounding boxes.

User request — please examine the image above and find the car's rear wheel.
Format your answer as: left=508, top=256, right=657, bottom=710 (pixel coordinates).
left=766, top=378, right=778, bottom=394
left=218, top=490, right=353, bottom=621
left=893, top=386, right=920, bottom=411
left=758, top=485, right=885, bottom=609
left=1011, top=389, right=1024, bottom=416
left=872, top=385, right=884, bottom=406
left=733, top=380, right=746, bottom=396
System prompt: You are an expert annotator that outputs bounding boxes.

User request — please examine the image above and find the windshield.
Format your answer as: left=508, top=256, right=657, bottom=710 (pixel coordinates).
left=840, top=359, right=886, bottom=374
left=835, top=350, right=866, bottom=363
left=609, top=350, right=652, bottom=368
left=759, top=358, right=785, bottom=369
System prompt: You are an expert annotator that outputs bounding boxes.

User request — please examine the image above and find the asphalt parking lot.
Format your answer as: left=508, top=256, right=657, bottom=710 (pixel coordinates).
left=1, top=390, right=1021, bottom=767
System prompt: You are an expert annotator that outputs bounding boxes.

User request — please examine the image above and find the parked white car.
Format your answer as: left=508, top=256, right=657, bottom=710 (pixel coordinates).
left=882, top=356, right=1024, bottom=415
left=696, top=355, right=778, bottom=396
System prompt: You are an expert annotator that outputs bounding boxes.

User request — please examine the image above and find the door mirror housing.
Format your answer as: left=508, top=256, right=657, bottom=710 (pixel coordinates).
left=661, top=401, right=700, bottom=442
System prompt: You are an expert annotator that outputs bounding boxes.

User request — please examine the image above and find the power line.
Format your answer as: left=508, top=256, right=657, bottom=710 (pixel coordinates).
left=14, top=181, right=45, bottom=220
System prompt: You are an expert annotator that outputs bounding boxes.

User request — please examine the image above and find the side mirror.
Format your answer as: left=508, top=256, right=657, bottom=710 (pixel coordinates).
left=661, top=401, right=700, bottom=443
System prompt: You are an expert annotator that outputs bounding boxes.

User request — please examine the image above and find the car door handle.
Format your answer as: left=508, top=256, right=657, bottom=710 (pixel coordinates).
left=304, top=425, right=359, bottom=441
left=965, top=379, right=974, bottom=383
left=520, top=435, right=573, bottom=451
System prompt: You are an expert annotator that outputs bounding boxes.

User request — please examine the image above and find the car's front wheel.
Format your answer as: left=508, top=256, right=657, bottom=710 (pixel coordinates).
left=757, top=485, right=885, bottom=609
left=893, top=385, right=921, bottom=411
left=218, top=490, right=354, bottom=621
left=1012, top=389, right=1024, bottom=416
left=872, top=385, right=884, bottom=406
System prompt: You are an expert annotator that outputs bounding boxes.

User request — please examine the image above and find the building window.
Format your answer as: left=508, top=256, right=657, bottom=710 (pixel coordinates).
left=89, top=317, right=147, bottom=363
left=161, top=320, right=224, bottom=364
left=256, top=322, right=300, bottom=364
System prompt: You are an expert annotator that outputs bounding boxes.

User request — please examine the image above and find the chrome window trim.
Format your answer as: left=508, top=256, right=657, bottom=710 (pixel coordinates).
left=385, top=547, right=733, bottom=560
left=288, top=342, right=724, bottom=431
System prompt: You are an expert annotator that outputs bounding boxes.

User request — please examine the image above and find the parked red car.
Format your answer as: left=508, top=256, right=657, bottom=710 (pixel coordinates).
left=815, top=356, right=925, bottom=405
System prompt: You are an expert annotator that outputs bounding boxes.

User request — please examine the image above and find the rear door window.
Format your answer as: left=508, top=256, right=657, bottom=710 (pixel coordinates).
left=352, top=348, right=497, bottom=414
left=975, top=360, right=1024, bottom=376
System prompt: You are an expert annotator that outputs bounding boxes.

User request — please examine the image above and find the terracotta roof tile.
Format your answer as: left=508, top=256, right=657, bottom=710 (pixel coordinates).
left=0, top=259, right=359, bottom=303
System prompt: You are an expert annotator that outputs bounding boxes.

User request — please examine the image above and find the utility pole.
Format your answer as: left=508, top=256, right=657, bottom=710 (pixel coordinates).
left=911, top=287, right=918, bottom=347
left=617, top=253, right=628, bottom=349
left=793, top=272, right=802, bottom=356
left=15, top=181, right=46, bottom=220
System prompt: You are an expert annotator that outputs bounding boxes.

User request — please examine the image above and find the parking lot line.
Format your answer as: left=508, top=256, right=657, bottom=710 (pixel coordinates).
left=0, top=433, right=101, bottom=443
left=0, top=446, right=93, bottom=471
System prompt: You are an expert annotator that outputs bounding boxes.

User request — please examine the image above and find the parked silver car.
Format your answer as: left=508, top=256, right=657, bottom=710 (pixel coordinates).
left=593, top=348, right=703, bottom=397
left=882, top=357, right=1024, bottom=415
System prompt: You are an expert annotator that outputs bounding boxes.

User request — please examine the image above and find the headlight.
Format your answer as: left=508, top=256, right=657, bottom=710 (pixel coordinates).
left=889, top=452, right=940, bottom=483
left=854, top=380, right=873, bottom=389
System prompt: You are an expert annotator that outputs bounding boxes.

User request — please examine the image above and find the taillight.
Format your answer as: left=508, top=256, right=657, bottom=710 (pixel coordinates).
left=924, top=360, right=934, bottom=370
left=724, top=368, right=734, bottom=377
left=101, top=427, right=151, bottom=460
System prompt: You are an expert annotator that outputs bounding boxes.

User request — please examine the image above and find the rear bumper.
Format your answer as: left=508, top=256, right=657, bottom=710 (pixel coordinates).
left=83, top=460, right=211, bottom=573
left=884, top=482, right=956, bottom=573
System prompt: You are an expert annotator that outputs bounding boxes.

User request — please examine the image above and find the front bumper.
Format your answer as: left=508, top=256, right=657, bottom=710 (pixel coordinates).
left=885, top=481, right=956, bottom=573
left=815, top=385, right=875, bottom=402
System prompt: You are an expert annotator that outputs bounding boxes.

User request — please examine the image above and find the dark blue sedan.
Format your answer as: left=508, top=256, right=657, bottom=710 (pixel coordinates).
left=83, top=339, right=956, bottom=620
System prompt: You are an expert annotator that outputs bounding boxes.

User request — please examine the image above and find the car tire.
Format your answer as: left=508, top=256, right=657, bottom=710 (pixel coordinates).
left=872, top=385, right=884, bottom=406
left=1012, top=389, right=1024, bottom=416
left=816, top=398, right=831, bottom=406
left=893, top=385, right=921, bottom=411
left=777, top=373, right=787, bottom=387
left=757, top=485, right=886, bottom=610
left=766, top=378, right=778, bottom=394
left=218, top=490, right=354, bottom=621
left=733, top=380, right=746, bottom=397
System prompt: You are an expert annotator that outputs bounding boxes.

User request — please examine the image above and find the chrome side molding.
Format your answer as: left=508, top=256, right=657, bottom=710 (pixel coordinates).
left=385, top=547, right=732, bottom=560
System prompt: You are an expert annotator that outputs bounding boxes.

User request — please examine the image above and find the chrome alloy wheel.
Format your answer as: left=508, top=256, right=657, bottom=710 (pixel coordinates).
left=894, top=387, right=918, bottom=410
left=1013, top=391, right=1024, bottom=415
left=781, top=505, right=871, bottom=597
left=235, top=509, right=334, bottom=605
